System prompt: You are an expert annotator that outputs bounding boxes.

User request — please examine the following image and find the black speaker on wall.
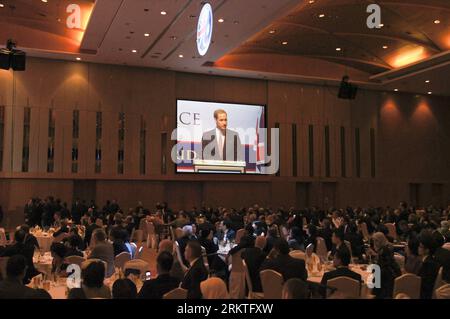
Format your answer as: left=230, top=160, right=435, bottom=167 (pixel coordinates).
left=338, top=75, right=357, bottom=100
left=0, top=39, right=26, bottom=71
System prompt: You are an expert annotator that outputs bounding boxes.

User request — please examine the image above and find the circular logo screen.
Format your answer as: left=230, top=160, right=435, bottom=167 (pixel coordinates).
left=197, top=3, right=213, bottom=56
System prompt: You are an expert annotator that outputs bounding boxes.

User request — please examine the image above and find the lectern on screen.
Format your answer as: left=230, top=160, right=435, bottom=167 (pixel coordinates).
left=176, top=100, right=266, bottom=175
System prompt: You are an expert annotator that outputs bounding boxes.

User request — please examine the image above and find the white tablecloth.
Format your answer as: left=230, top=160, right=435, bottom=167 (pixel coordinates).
left=33, top=233, right=53, bottom=252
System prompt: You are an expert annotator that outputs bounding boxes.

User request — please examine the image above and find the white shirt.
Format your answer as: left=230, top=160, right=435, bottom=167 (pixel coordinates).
left=215, top=128, right=225, bottom=159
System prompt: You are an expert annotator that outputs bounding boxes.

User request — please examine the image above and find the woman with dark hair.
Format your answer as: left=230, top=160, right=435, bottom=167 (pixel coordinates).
left=288, top=227, right=305, bottom=251
left=68, top=260, right=111, bottom=299
left=372, top=245, right=401, bottom=299
left=112, top=279, right=137, bottom=299
left=404, top=236, right=422, bottom=275
left=304, top=224, right=318, bottom=252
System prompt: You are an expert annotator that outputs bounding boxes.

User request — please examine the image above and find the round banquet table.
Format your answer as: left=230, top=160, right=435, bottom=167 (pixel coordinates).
left=307, top=264, right=373, bottom=298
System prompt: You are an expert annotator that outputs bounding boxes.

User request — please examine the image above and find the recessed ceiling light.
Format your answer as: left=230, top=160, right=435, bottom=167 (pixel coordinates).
left=319, top=14, right=325, bottom=18
left=76, top=57, right=81, bottom=61
left=218, top=18, right=224, bottom=23
left=425, top=80, right=430, bottom=83
left=282, top=41, right=288, bottom=45
left=336, top=47, right=342, bottom=51
left=41, top=0, right=48, bottom=3
left=0, top=4, right=4, bottom=8
left=394, top=89, right=399, bottom=92
left=269, top=30, right=276, bottom=34
left=178, top=54, right=184, bottom=58
left=382, top=45, right=388, bottom=49
left=161, top=11, right=167, bottom=15
left=379, top=23, right=384, bottom=27
left=144, top=33, right=150, bottom=37
left=131, top=49, right=137, bottom=53
left=428, top=91, right=432, bottom=95
left=309, top=0, right=315, bottom=4
left=434, top=20, right=440, bottom=24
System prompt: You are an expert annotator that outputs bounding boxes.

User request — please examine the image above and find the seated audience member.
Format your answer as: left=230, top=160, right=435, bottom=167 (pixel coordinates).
left=0, top=255, right=51, bottom=299
left=282, top=278, right=310, bottom=299
left=222, top=220, right=236, bottom=242
left=344, top=223, right=365, bottom=260
left=112, top=278, right=137, bottom=299
left=418, top=231, right=440, bottom=299
left=432, top=231, right=450, bottom=270
left=138, top=251, right=180, bottom=299
left=110, top=227, right=128, bottom=257
left=200, top=277, right=229, bottom=299
left=305, top=244, right=321, bottom=273
left=241, top=236, right=267, bottom=294
left=65, top=235, right=84, bottom=258
left=372, top=242, right=401, bottom=299
left=330, top=228, right=346, bottom=259
left=260, top=239, right=308, bottom=282
left=263, top=226, right=279, bottom=254
left=176, top=225, right=197, bottom=267
left=181, top=241, right=208, bottom=299
left=88, top=229, right=115, bottom=278
left=68, top=260, right=111, bottom=299
left=0, top=229, right=39, bottom=284
left=320, top=246, right=361, bottom=298
left=304, top=224, right=319, bottom=252
left=404, top=236, right=422, bottom=275
left=52, top=220, right=69, bottom=240
left=158, top=239, right=185, bottom=281
left=64, top=226, right=85, bottom=251
left=435, top=264, right=450, bottom=299
left=229, top=235, right=254, bottom=256
left=288, top=226, right=305, bottom=251
left=50, top=242, right=68, bottom=276
left=84, top=216, right=101, bottom=248
left=20, top=224, right=40, bottom=252
left=438, top=221, right=450, bottom=243
left=319, top=219, right=333, bottom=252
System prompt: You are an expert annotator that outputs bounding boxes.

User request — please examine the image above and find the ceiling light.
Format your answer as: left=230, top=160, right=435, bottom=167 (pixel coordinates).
left=428, top=91, right=432, bottom=95
left=41, top=0, right=48, bottom=3
left=76, top=57, right=81, bottom=61
left=218, top=18, right=224, bottom=23
left=144, top=33, right=150, bottom=37
left=269, top=30, right=276, bottom=34
left=282, top=41, right=288, bottom=45
left=161, top=11, right=167, bottom=15
left=131, top=49, right=137, bottom=53
left=425, top=80, right=430, bottom=83
left=0, top=4, right=4, bottom=8
left=309, top=0, right=315, bottom=4
left=336, top=47, right=342, bottom=51
left=382, top=45, right=388, bottom=49
left=319, top=14, right=325, bottom=18
left=379, top=24, right=384, bottom=27
left=394, top=89, right=399, bottom=92
left=178, top=54, right=184, bottom=58
left=434, top=20, right=440, bottom=24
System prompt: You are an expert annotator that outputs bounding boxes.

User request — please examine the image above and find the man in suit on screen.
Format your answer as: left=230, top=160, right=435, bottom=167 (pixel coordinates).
left=201, top=109, right=244, bottom=162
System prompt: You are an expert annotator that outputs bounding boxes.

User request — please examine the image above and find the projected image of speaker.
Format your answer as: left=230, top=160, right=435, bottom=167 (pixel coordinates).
left=338, top=76, right=358, bottom=100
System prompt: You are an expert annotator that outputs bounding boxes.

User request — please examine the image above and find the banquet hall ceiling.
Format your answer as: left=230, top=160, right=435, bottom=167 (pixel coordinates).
left=0, top=0, right=450, bottom=96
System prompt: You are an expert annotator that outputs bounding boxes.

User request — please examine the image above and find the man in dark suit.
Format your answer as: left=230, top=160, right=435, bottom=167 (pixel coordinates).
left=181, top=241, right=208, bottom=299
left=201, top=109, right=244, bottom=162
left=242, top=240, right=267, bottom=293
left=319, top=218, right=333, bottom=252
left=1, top=230, right=39, bottom=284
left=320, top=245, right=361, bottom=298
left=418, top=231, right=441, bottom=299
left=138, top=251, right=180, bottom=299
left=432, top=231, right=450, bottom=270
left=0, top=255, right=51, bottom=299
left=260, top=239, right=308, bottom=282
left=84, top=216, right=101, bottom=247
